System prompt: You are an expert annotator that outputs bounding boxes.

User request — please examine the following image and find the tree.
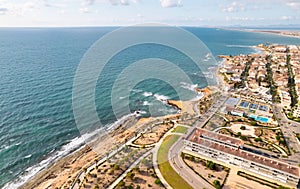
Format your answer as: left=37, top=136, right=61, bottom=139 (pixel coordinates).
left=240, top=126, right=246, bottom=130
left=114, top=164, right=120, bottom=170
left=250, top=121, right=258, bottom=126
left=126, top=172, right=135, bottom=180
left=213, top=180, right=221, bottom=189
left=254, top=137, right=262, bottom=142
left=276, top=135, right=281, bottom=141
left=118, top=181, right=125, bottom=187
left=206, top=160, right=216, bottom=170
left=154, top=178, right=162, bottom=185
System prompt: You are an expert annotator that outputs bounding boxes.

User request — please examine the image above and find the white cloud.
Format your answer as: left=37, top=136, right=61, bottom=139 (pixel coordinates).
left=0, top=7, right=8, bottom=15
left=160, top=0, right=182, bottom=8
left=109, top=0, right=139, bottom=6
left=280, top=15, right=292, bottom=20
left=79, top=7, right=90, bottom=13
left=42, top=0, right=65, bottom=8
left=221, top=1, right=245, bottom=12
left=285, top=1, right=300, bottom=9
left=82, top=0, right=96, bottom=6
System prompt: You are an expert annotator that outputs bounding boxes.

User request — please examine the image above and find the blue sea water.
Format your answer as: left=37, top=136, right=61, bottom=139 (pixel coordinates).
left=1, top=27, right=300, bottom=188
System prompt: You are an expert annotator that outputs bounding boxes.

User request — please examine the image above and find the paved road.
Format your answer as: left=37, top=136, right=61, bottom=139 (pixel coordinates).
left=272, top=105, right=300, bottom=164
left=169, top=139, right=214, bottom=189
left=108, top=149, right=153, bottom=189
left=165, top=93, right=228, bottom=189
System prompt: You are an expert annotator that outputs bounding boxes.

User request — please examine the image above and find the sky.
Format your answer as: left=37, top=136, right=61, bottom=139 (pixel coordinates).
left=0, top=0, right=299, bottom=27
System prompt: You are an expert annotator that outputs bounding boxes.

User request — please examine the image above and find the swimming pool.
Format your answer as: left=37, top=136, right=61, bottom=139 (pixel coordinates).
left=248, top=114, right=269, bottom=123
left=256, top=116, right=269, bottom=123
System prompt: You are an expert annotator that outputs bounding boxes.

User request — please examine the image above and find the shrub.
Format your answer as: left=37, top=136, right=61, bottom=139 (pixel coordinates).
left=254, top=137, right=262, bottom=142
left=213, top=180, right=221, bottom=189
left=206, top=160, right=216, bottom=170
left=250, top=121, right=258, bottom=126
left=118, top=181, right=125, bottom=187
left=109, top=169, right=114, bottom=175
left=126, top=172, right=135, bottom=180
left=114, top=164, right=120, bottom=170
left=154, top=178, right=162, bottom=185
left=240, top=126, right=246, bottom=130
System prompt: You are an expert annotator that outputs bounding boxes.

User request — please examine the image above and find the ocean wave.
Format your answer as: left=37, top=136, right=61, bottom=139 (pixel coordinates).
left=24, top=154, right=32, bottom=159
left=153, top=94, right=169, bottom=104
left=142, top=92, right=153, bottom=97
left=142, top=101, right=152, bottom=106
left=226, top=44, right=251, bottom=48
left=0, top=145, right=10, bottom=153
left=3, top=116, right=138, bottom=189
left=203, top=53, right=212, bottom=61
left=105, top=112, right=137, bottom=131
left=131, top=89, right=143, bottom=93
left=119, top=96, right=126, bottom=100
left=2, top=135, right=86, bottom=189
left=180, top=82, right=198, bottom=92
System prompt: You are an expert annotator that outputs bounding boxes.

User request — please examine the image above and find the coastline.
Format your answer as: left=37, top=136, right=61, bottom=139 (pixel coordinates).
left=225, top=27, right=300, bottom=39
left=16, top=105, right=186, bottom=188
left=8, top=30, right=254, bottom=189
left=249, top=29, right=300, bottom=39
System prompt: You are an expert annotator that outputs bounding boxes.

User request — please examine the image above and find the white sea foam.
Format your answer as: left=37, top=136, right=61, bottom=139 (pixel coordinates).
left=142, top=101, right=152, bottom=106
left=131, top=89, right=143, bottom=93
left=3, top=112, right=138, bottom=189
left=3, top=135, right=86, bottom=189
left=153, top=94, right=169, bottom=104
left=137, top=110, right=147, bottom=114
left=105, top=112, right=137, bottom=131
left=226, top=44, right=251, bottom=48
left=180, top=82, right=198, bottom=92
left=24, top=154, right=32, bottom=159
left=203, top=53, right=212, bottom=61
left=142, top=92, right=153, bottom=97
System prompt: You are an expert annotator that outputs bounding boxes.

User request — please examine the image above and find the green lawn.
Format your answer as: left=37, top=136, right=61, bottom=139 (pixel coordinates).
left=157, top=135, right=193, bottom=189
left=172, top=126, right=188, bottom=134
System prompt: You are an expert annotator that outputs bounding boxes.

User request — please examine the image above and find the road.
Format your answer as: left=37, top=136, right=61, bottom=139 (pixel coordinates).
left=166, top=92, right=228, bottom=189
left=169, top=139, right=214, bottom=189
left=272, top=105, right=300, bottom=164
left=107, top=149, right=153, bottom=189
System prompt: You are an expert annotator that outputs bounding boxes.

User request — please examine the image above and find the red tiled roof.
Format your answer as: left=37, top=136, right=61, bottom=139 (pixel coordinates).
left=187, top=128, right=300, bottom=177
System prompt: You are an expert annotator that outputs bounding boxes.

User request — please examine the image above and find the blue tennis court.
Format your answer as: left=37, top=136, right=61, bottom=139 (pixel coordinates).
left=259, top=105, right=268, bottom=112
left=249, top=103, right=258, bottom=110
left=239, top=101, right=249, bottom=108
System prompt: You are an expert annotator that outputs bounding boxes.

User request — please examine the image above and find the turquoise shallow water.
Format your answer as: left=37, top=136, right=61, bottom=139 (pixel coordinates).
left=1, top=27, right=300, bottom=188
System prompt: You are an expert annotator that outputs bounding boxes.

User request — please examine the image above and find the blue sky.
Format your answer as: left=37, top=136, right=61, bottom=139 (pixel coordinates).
left=0, top=0, right=299, bottom=27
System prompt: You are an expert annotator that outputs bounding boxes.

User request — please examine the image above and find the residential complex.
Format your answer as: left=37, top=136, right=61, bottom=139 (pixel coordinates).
left=220, top=44, right=300, bottom=120
left=184, top=128, right=300, bottom=188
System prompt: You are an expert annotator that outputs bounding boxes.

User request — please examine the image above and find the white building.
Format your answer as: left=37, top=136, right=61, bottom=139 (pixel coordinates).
left=184, top=128, right=300, bottom=187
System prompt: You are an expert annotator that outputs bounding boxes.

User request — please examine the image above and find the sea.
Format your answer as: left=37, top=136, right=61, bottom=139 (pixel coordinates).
left=1, top=27, right=300, bottom=188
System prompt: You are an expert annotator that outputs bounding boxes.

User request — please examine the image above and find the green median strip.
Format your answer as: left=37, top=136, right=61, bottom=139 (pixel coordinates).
left=157, top=135, right=193, bottom=189
left=172, top=126, right=188, bottom=134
